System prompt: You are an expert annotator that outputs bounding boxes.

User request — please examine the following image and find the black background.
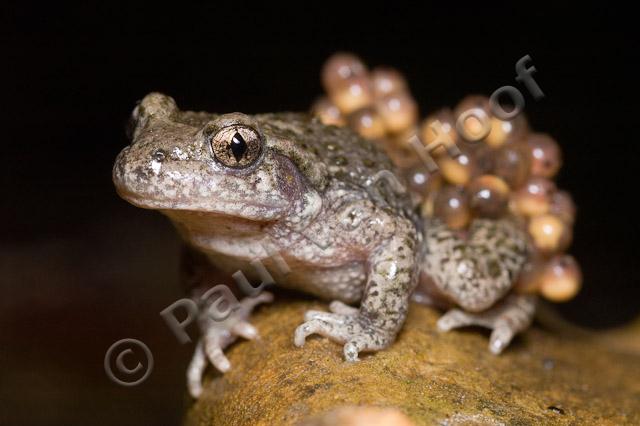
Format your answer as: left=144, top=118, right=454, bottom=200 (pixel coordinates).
left=2, top=3, right=639, bottom=425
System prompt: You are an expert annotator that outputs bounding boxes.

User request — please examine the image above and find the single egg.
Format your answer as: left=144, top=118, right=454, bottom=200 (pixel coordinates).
left=419, top=108, right=458, bottom=155
left=329, top=75, right=374, bottom=114
left=468, top=174, right=510, bottom=217
left=526, top=133, right=562, bottom=178
left=348, top=107, right=386, bottom=139
left=434, top=186, right=472, bottom=230
left=375, top=90, right=418, bottom=134
left=510, top=176, right=556, bottom=217
left=437, top=151, right=476, bottom=186
left=311, top=97, right=345, bottom=127
left=454, top=95, right=492, bottom=143
left=321, top=52, right=368, bottom=93
left=528, top=213, right=572, bottom=254
left=539, top=255, right=582, bottom=302
left=485, top=114, right=529, bottom=148
left=371, top=67, right=407, bottom=97
left=493, top=142, right=531, bottom=189
left=405, top=164, right=442, bottom=196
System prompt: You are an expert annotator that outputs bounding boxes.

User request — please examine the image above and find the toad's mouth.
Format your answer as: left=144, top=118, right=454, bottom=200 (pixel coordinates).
left=115, top=185, right=287, bottom=222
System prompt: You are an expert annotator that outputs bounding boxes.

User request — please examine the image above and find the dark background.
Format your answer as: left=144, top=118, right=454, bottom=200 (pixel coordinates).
left=2, top=3, right=638, bottom=425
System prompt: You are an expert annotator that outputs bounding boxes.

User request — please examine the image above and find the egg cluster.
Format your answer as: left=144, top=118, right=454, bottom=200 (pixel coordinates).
left=311, top=52, right=582, bottom=303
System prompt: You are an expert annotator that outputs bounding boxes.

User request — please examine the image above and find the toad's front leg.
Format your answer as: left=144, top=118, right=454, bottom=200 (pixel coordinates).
left=187, top=291, right=273, bottom=398
left=294, top=227, right=418, bottom=361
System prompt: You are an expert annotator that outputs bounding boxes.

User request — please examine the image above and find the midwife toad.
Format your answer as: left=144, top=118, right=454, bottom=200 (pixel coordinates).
left=113, top=93, right=536, bottom=397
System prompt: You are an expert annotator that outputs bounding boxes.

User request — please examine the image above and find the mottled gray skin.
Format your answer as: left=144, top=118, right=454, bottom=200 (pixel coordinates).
left=113, top=93, right=536, bottom=398
left=421, top=218, right=536, bottom=354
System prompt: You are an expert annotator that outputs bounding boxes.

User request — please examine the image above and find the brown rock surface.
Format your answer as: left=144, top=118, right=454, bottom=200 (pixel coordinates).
left=184, top=300, right=640, bottom=425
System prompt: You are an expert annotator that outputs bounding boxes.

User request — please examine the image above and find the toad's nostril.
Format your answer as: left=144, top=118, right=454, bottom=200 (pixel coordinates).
left=153, top=149, right=167, bottom=162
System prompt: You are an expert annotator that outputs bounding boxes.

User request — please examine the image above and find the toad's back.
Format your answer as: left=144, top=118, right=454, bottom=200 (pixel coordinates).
left=256, top=113, right=418, bottom=223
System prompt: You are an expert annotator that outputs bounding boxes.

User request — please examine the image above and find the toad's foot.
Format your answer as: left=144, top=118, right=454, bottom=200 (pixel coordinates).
left=294, top=301, right=394, bottom=362
left=437, top=294, right=536, bottom=355
left=187, top=291, right=273, bottom=398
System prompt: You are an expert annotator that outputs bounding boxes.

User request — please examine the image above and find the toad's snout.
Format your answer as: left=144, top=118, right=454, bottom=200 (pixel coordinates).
left=112, top=145, right=164, bottom=208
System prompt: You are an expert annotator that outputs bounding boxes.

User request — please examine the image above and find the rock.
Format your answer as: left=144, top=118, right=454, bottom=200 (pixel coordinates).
left=299, top=406, right=415, bottom=426
left=184, top=300, right=640, bottom=425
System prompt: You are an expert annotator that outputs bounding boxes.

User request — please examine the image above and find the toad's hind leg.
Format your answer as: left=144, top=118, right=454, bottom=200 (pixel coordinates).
left=422, top=218, right=529, bottom=312
left=422, top=218, right=534, bottom=353
left=437, top=294, right=536, bottom=354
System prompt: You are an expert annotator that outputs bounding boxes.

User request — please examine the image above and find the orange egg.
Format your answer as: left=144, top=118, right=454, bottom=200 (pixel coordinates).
left=321, top=52, right=368, bottom=93
left=454, top=95, right=492, bottom=143
left=375, top=90, right=418, bottom=134
left=311, top=97, right=345, bottom=127
left=510, top=177, right=556, bottom=217
left=329, top=75, right=374, bottom=114
left=437, top=151, right=476, bottom=186
left=348, top=107, right=386, bottom=139
left=526, top=133, right=562, bottom=178
left=371, top=67, right=407, bottom=97
left=454, top=95, right=492, bottom=120
left=528, top=213, right=572, bottom=254
left=434, top=186, right=472, bottom=230
left=539, top=255, right=582, bottom=302
left=485, top=114, right=529, bottom=148
left=405, top=164, right=442, bottom=196
left=419, top=108, right=458, bottom=154
left=493, top=142, right=531, bottom=189
left=468, top=175, right=510, bottom=217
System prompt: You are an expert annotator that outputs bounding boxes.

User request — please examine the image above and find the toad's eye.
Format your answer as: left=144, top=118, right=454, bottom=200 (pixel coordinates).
left=210, top=125, right=262, bottom=168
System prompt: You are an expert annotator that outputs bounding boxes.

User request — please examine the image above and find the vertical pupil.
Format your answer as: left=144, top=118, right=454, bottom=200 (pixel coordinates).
left=230, top=132, right=248, bottom=162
